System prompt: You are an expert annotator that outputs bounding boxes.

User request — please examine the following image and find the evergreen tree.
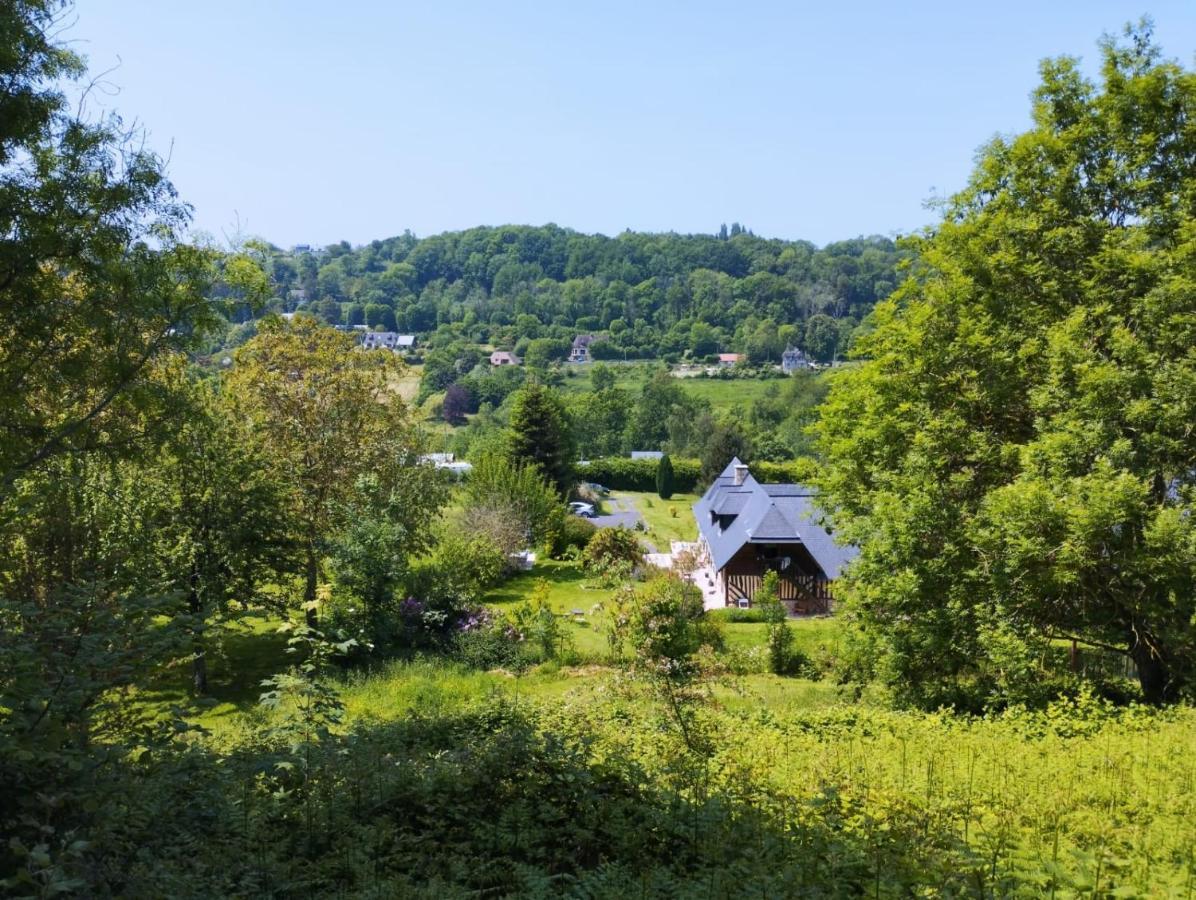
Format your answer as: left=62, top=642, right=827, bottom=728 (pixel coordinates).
left=507, top=382, right=575, bottom=495
left=656, top=453, right=675, bottom=500
left=699, top=421, right=752, bottom=486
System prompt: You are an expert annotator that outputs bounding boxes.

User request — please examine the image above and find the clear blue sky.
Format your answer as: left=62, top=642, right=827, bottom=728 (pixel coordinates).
left=70, top=1, right=1195, bottom=247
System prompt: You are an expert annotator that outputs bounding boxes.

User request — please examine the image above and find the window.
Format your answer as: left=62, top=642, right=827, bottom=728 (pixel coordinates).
left=737, top=598, right=750, bottom=609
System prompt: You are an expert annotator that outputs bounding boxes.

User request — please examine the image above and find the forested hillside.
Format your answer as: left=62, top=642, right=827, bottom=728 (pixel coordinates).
left=239, top=225, right=908, bottom=361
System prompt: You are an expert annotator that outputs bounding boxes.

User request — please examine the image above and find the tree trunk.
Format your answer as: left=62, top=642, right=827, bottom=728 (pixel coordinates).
left=189, top=574, right=208, bottom=695
left=1130, top=630, right=1175, bottom=705
left=304, top=545, right=319, bottom=628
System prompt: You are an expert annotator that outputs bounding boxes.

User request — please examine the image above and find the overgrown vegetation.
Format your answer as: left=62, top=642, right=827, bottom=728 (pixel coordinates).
left=2, top=6, right=1195, bottom=895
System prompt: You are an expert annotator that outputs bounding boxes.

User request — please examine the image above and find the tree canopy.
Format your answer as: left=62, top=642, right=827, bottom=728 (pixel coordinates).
left=814, top=24, right=1196, bottom=707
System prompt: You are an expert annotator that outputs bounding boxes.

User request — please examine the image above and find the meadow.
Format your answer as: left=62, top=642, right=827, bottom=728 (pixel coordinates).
left=557, top=362, right=787, bottom=413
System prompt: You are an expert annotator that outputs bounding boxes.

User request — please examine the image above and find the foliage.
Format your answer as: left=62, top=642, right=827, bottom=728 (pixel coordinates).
left=609, top=575, right=724, bottom=752
left=757, top=571, right=797, bottom=676
left=655, top=452, right=675, bottom=499
left=324, top=468, right=449, bottom=653
left=582, top=526, right=644, bottom=573
left=505, top=381, right=575, bottom=494
left=462, top=452, right=565, bottom=553
left=507, top=579, right=572, bottom=662
left=242, top=225, right=907, bottom=366
left=405, top=532, right=507, bottom=615
left=551, top=513, right=597, bottom=558
left=814, top=25, right=1196, bottom=707
left=226, top=316, right=430, bottom=625
left=699, top=419, right=753, bottom=485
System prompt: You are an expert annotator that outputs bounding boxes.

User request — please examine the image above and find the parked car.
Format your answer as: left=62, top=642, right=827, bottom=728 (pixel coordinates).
left=568, top=501, right=596, bottom=518
left=584, top=482, right=610, bottom=496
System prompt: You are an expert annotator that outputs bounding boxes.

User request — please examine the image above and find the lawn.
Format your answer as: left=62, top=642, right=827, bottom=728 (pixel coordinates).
left=608, top=489, right=701, bottom=546
left=482, top=558, right=617, bottom=656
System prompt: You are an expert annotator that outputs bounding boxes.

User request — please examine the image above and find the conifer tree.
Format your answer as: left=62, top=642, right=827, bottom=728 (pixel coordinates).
left=656, top=453, right=675, bottom=500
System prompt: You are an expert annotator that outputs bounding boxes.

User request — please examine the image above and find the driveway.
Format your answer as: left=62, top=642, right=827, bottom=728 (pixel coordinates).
left=590, top=495, right=645, bottom=533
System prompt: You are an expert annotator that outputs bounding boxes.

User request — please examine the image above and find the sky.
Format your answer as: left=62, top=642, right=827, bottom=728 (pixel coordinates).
left=69, top=1, right=1196, bottom=248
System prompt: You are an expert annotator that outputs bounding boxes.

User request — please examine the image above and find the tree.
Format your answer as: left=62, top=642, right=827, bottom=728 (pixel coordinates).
left=442, top=383, right=472, bottom=425
left=507, top=382, right=575, bottom=494
left=150, top=373, right=292, bottom=694
left=757, top=572, right=793, bottom=675
left=590, top=363, right=617, bottom=392
left=803, top=313, right=839, bottom=363
left=462, top=453, right=565, bottom=554
left=656, top=453, right=675, bottom=499
left=226, top=317, right=423, bottom=626
left=0, top=4, right=243, bottom=502
left=814, top=25, right=1196, bottom=706
left=699, top=420, right=752, bottom=486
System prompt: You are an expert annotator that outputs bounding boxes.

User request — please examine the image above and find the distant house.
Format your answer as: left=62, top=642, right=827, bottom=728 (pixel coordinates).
left=781, top=347, right=814, bottom=374
left=630, top=450, right=664, bottom=461
left=693, top=458, right=857, bottom=614
left=360, top=332, right=416, bottom=352
left=420, top=452, right=473, bottom=478
left=490, top=350, right=521, bottom=366
left=718, top=353, right=745, bottom=367
left=569, top=334, right=602, bottom=363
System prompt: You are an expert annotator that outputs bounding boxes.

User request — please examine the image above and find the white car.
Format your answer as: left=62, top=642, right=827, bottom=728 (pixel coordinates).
left=568, top=501, right=596, bottom=518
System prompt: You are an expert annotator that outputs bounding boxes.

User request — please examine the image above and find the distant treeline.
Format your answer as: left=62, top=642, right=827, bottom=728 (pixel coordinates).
left=225, top=224, right=911, bottom=361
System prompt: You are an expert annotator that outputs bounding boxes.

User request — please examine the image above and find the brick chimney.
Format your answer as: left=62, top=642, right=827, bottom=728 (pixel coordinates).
left=733, top=463, right=749, bottom=486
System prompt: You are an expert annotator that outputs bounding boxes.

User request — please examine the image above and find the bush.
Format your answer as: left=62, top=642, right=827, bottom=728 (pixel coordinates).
left=582, top=526, right=643, bottom=572
left=579, top=457, right=701, bottom=492
left=577, top=456, right=812, bottom=492
left=706, top=606, right=769, bottom=624
left=552, top=514, right=597, bottom=558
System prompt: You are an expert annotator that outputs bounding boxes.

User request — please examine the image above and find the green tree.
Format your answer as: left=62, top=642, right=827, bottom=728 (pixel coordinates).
left=150, top=372, right=293, bottom=694
left=226, top=317, right=422, bottom=626
left=656, top=453, right=675, bottom=499
left=698, top=420, right=752, bottom=486
left=507, top=382, right=575, bottom=494
left=814, top=25, right=1196, bottom=706
left=803, top=313, right=839, bottom=363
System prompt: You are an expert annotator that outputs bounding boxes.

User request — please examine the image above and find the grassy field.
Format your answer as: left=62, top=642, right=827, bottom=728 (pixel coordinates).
left=558, top=363, right=788, bottom=413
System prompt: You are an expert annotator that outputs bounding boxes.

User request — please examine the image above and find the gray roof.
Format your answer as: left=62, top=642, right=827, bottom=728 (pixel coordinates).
left=692, top=458, right=857, bottom=578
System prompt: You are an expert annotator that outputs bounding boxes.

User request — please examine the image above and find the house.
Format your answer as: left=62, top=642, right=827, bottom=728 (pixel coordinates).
left=692, top=458, right=856, bottom=614
left=569, top=334, right=602, bottom=363
left=717, top=353, right=745, bottom=367
left=781, top=346, right=814, bottom=374
left=490, top=350, right=521, bottom=366
left=360, top=332, right=415, bottom=351
left=420, top=452, right=473, bottom=478
left=630, top=450, right=664, bottom=461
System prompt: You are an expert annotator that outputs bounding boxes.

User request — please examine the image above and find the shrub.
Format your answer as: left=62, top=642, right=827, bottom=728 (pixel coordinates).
left=577, top=457, right=701, bottom=492
left=656, top=453, right=675, bottom=499
left=552, top=514, right=597, bottom=558
left=582, top=526, right=643, bottom=572
left=577, top=456, right=812, bottom=492
left=706, top=606, right=769, bottom=624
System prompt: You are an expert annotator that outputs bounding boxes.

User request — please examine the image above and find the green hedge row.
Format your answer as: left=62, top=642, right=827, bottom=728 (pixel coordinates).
left=577, top=457, right=811, bottom=493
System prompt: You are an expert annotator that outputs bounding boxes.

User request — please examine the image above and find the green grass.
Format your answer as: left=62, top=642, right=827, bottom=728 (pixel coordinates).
left=676, top=376, right=783, bottom=412
left=482, top=558, right=616, bottom=656
left=722, top=617, right=843, bottom=655
left=609, top=489, right=701, bottom=546
left=559, top=365, right=787, bottom=414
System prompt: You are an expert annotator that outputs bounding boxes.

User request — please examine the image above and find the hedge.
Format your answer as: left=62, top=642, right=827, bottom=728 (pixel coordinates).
left=577, top=457, right=813, bottom=492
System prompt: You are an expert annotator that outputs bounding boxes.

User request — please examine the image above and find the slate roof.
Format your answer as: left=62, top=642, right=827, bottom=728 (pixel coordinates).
left=692, top=458, right=857, bottom=578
